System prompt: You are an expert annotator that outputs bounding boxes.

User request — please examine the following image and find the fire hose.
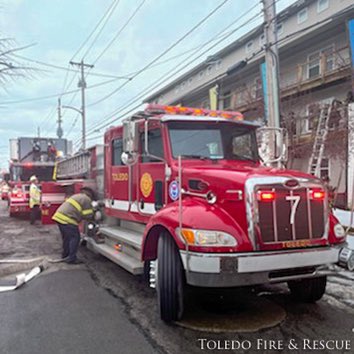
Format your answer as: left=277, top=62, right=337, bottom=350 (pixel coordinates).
left=0, top=256, right=70, bottom=293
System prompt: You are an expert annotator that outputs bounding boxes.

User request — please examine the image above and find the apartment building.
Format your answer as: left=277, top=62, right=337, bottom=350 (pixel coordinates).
left=145, top=0, right=354, bottom=207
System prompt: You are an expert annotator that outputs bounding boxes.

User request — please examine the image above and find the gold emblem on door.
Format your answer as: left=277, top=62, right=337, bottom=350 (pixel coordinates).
left=140, top=173, right=153, bottom=198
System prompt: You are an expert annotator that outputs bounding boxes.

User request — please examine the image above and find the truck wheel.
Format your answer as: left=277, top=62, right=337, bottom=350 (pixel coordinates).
left=288, top=276, right=327, bottom=303
left=157, top=233, right=184, bottom=322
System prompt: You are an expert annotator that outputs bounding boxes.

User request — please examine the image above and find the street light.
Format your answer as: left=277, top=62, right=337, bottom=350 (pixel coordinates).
left=62, top=105, right=85, bottom=150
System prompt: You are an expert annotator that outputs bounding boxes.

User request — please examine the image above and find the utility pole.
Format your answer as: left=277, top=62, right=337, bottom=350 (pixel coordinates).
left=262, top=0, right=281, bottom=165
left=57, top=98, right=63, bottom=139
left=69, top=60, right=94, bottom=150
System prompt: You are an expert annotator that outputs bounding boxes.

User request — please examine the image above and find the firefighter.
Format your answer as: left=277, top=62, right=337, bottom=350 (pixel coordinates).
left=52, top=187, right=95, bottom=264
left=29, top=175, right=41, bottom=225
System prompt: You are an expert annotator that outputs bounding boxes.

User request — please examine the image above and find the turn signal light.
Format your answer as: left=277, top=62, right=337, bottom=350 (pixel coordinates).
left=310, top=190, right=325, bottom=201
left=257, top=191, right=275, bottom=202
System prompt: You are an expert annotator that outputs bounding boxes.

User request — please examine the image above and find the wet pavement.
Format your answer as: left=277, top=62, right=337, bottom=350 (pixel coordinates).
left=0, top=200, right=354, bottom=354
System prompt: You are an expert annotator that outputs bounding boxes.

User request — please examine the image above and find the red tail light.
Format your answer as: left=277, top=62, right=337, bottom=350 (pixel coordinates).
left=309, top=190, right=325, bottom=201
left=257, top=191, right=275, bottom=202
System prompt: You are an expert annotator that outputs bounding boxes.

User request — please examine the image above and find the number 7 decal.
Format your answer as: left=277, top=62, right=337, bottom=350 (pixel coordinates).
left=285, top=195, right=301, bottom=225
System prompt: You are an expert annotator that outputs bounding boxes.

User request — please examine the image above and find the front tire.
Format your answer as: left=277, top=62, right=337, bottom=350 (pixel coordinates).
left=288, top=276, right=327, bottom=303
left=157, top=233, right=184, bottom=322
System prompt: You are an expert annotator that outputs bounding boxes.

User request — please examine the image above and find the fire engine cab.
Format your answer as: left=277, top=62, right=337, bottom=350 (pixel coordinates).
left=53, top=104, right=353, bottom=322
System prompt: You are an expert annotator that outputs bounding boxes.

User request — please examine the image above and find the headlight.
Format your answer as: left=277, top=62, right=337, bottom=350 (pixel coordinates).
left=177, top=228, right=237, bottom=247
left=334, top=224, right=345, bottom=238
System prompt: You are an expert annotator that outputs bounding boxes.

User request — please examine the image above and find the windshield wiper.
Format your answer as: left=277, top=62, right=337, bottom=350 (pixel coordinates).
left=180, top=154, right=209, bottom=160
left=233, top=154, right=256, bottom=162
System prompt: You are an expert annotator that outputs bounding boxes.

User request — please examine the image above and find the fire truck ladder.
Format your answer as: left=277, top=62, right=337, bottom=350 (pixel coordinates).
left=307, top=101, right=333, bottom=177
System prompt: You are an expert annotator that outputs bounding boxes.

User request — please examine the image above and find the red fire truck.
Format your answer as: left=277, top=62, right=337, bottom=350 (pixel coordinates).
left=47, top=104, right=353, bottom=322
left=8, top=137, right=69, bottom=217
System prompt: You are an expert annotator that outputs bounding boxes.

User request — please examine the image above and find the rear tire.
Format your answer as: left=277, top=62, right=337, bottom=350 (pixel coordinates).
left=288, top=276, right=327, bottom=303
left=157, top=233, right=184, bottom=322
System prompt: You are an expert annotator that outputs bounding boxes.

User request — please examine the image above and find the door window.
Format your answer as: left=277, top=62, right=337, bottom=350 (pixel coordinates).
left=112, top=138, right=123, bottom=165
left=141, top=129, right=164, bottom=163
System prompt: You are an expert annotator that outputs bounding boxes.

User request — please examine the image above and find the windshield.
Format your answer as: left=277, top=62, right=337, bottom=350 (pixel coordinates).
left=168, top=121, right=258, bottom=161
left=10, top=165, right=54, bottom=182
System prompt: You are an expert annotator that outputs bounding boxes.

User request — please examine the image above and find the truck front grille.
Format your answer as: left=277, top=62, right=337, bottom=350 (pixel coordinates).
left=257, top=185, right=325, bottom=243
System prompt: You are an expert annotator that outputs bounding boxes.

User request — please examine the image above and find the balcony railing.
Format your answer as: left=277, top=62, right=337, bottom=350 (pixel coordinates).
left=225, top=46, right=351, bottom=112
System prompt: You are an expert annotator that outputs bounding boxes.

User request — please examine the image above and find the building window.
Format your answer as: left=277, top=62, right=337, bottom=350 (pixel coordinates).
left=245, top=41, right=254, bottom=54
left=112, top=138, right=123, bottom=165
left=319, top=158, right=330, bottom=179
left=206, top=65, right=213, bottom=76
left=254, top=77, right=263, bottom=99
left=307, top=45, right=334, bottom=79
left=215, top=59, right=223, bottom=70
left=276, top=22, right=284, bottom=36
left=308, top=51, right=320, bottom=78
left=317, top=0, right=329, bottom=13
left=259, top=33, right=265, bottom=47
left=222, top=91, right=231, bottom=110
left=297, top=8, right=308, bottom=24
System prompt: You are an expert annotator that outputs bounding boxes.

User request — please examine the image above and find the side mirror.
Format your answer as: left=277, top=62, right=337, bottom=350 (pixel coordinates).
left=257, top=127, right=288, bottom=166
left=123, top=120, right=139, bottom=154
left=121, top=152, right=138, bottom=166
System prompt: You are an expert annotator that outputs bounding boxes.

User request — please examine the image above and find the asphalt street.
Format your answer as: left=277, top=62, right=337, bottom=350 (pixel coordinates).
left=0, top=270, right=156, bottom=354
left=0, top=200, right=354, bottom=354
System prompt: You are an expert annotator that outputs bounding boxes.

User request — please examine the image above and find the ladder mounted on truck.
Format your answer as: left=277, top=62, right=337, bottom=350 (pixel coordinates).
left=56, top=151, right=91, bottom=179
left=307, top=100, right=334, bottom=177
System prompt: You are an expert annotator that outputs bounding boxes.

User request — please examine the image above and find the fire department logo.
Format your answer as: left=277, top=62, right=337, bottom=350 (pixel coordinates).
left=169, top=181, right=179, bottom=201
left=140, top=173, right=153, bottom=198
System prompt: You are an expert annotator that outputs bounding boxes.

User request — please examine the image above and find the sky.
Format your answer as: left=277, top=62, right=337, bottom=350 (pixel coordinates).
left=0, top=0, right=297, bottom=169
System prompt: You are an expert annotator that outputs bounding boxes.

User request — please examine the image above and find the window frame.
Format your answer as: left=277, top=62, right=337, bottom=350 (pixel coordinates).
left=140, top=128, right=164, bottom=163
left=317, top=0, right=329, bottom=13
left=245, top=40, right=254, bottom=54
left=297, top=7, right=308, bottom=24
left=307, top=44, right=335, bottom=79
left=276, top=22, right=284, bottom=36
left=111, top=137, right=124, bottom=166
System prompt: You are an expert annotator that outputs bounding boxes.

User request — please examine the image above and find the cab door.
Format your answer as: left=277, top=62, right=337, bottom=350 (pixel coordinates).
left=108, top=136, right=130, bottom=214
left=137, top=127, right=165, bottom=216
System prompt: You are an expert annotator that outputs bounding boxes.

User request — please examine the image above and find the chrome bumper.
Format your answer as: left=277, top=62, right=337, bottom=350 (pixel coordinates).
left=180, top=246, right=349, bottom=287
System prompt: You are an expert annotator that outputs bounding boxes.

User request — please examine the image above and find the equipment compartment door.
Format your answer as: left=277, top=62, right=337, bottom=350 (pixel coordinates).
left=41, top=182, right=66, bottom=225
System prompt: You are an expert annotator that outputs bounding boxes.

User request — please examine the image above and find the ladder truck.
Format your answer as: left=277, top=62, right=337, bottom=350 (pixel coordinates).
left=8, top=137, right=69, bottom=217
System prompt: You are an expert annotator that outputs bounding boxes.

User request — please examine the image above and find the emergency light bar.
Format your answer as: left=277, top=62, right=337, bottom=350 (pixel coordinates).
left=145, top=104, right=243, bottom=121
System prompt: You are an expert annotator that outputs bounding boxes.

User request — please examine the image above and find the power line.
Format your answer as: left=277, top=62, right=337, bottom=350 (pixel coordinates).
left=87, top=0, right=231, bottom=108
left=82, top=0, right=346, bottom=142
left=39, top=0, right=123, bottom=136
left=82, top=3, right=262, bottom=138
left=82, top=0, right=291, bottom=139
left=9, top=54, right=130, bottom=79
left=92, top=0, right=146, bottom=65
left=0, top=77, right=126, bottom=105
left=70, top=0, right=120, bottom=61
left=81, top=0, right=122, bottom=60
